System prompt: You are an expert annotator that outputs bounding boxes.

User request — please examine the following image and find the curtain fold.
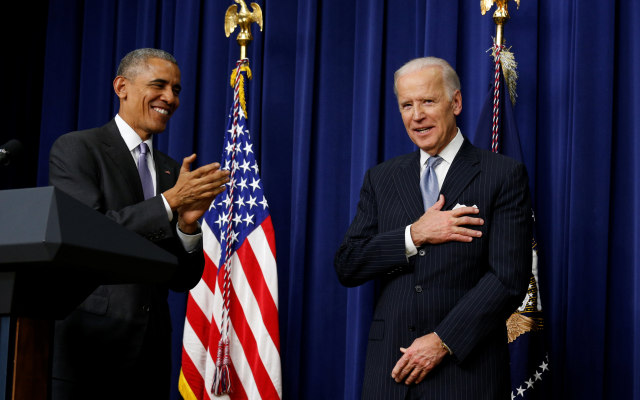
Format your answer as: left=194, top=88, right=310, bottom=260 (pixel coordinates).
left=31, top=1, right=640, bottom=399
left=344, top=0, right=385, bottom=397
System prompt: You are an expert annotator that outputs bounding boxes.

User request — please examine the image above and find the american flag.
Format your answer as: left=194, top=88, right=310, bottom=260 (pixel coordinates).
left=179, top=61, right=282, bottom=400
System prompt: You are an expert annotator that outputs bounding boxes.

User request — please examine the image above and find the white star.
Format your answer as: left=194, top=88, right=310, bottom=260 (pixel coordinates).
left=233, top=213, right=242, bottom=226
left=214, top=213, right=226, bottom=228
left=230, top=230, right=239, bottom=243
left=222, top=195, right=232, bottom=208
left=235, top=196, right=246, bottom=208
left=236, top=123, right=245, bottom=137
left=237, top=177, right=248, bottom=191
left=223, top=159, right=231, bottom=170
left=208, top=199, right=217, bottom=211
left=236, top=143, right=243, bottom=153
left=525, top=378, right=534, bottom=388
left=231, top=160, right=239, bottom=172
left=239, top=159, right=251, bottom=173
left=260, top=196, right=269, bottom=209
left=511, top=393, right=516, bottom=400
left=227, top=124, right=235, bottom=137
left=246, top=195, right=257, bottom=209
left=540, top=361, right=549, bottom=372
left=243, top=212, right=255, bottom=226
left=228, top=177, right=237, bottom=190
left=534, top=371, right=542, bottom=381
left=225, top=140, right=235, bottom=154
left=516, top=386, right=525, bottom=396
left=251, top=162, right=259, bottom=174
left=249, top=178, right=261, bottom=192
left=243, top=142, right=253, bottom=156
left=237, top=105, right=246, bottom=120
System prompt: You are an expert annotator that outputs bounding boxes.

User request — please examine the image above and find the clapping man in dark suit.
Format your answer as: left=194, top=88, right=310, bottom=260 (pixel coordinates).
left=335, top=57, right=532, bottom=399
left=49, top=48, right=230, bottom=399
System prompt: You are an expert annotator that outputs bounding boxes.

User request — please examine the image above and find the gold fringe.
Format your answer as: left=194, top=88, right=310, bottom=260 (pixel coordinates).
left=489, top=41, right=518, bottom=105
left=230, top=63, right=253, bottom=118
left=178, top=369, right=198, bottom=400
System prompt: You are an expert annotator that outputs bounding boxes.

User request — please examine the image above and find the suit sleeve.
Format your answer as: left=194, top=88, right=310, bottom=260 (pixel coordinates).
left=334, top=169, right=411, bottom=287
left=435, top=162, right=532, bottom=362
left=49, top=133, right=203, bottom=291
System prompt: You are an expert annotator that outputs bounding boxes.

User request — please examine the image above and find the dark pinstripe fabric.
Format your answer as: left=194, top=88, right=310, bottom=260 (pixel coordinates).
left=335, top=138, right=531, bottom=400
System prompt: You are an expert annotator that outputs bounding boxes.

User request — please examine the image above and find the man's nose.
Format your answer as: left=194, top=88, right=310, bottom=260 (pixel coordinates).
left=412, top=105, right=425, bottom=120
left=161, top=88, right=177, bottom=104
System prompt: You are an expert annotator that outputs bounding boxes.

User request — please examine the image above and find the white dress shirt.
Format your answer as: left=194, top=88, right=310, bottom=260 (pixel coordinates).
left=404, top=129, right=464, bottom=256
left=115, top=114, right=201, bottom=252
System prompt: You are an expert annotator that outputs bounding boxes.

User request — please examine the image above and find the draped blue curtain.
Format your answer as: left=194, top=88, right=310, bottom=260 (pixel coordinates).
left=23, top=0, right=639, bottom=399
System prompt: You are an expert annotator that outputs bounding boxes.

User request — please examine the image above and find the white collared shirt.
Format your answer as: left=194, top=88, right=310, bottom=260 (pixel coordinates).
left=115, top=114, right=201, bottom=251
left=405, top=128, right=464, bottom=256
left=115, top=114, right=158, bottom=193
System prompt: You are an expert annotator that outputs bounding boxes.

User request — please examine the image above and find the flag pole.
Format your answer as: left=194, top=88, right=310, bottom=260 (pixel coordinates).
left=480, top=0, right=520, bottom=46
left=481, top=0, right=520, bottom=111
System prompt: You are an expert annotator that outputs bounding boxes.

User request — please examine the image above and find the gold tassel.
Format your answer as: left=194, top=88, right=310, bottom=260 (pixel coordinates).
left=489, top=42, right=518, bottom=105
left=230, top=63, right=253, bottom=118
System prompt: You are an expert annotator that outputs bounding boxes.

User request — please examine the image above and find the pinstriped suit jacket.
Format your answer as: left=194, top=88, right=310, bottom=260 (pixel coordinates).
left=335, top=138, right=531, bottom=400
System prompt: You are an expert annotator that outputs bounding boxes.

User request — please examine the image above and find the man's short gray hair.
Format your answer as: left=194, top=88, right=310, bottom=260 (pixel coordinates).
left=116, top=48, right=178, bottom=79
left=393, top=57, right=461, bottom=99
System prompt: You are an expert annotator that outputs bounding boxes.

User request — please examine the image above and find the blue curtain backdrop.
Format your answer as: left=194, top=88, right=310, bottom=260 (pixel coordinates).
left=23, top=0, right=639, bottom=399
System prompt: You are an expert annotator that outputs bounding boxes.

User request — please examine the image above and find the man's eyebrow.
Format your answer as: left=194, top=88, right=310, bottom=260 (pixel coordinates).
left=149, top=78, right=169, bottom=85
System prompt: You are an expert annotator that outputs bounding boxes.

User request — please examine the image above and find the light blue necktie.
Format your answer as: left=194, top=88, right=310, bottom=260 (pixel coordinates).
left=420, top=155, right=442, bottom=211
left=137, top=142, right=155, bottom=200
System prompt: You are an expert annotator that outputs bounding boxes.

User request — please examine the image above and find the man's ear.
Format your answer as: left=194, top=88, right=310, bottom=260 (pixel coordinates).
left=451, top=90, right=462, bottom=116
left=113, top=76, right=127, bottom=99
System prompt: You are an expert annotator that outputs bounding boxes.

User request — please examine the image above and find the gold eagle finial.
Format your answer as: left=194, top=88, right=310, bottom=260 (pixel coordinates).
left=481, top=0, right=520, bottom=17
left=224, top=0, right=263, bottom=60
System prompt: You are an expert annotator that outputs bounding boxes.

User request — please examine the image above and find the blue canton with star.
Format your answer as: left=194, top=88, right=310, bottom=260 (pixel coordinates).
left=204, top=98, right=270, bottom=268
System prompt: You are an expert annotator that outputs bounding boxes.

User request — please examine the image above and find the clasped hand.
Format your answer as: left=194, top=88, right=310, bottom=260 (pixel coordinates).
left=164, top=154, right=230, bottom=233
left=410, top=195, right=484, bottom=247
left=391, top=333, right=448, bottom=385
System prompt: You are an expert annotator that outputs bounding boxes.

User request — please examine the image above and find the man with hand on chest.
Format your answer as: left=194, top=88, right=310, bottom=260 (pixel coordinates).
left=335, top=57, right=531, bottom=400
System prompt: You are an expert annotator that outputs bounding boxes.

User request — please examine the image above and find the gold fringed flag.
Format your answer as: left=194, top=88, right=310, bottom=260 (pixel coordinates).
left=179, top=59, right=282, bottom=400
left=472, top=39, right=550, bottom=399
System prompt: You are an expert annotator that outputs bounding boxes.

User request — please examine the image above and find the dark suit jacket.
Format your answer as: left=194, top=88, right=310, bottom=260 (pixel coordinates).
left=48, top=119, right=204, bottom=399
left=335, top=138, right=531, bottom=400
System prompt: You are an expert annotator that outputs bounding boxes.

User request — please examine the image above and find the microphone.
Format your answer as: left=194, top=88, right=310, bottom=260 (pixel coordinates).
left=0, top=139, right=23, bottom=166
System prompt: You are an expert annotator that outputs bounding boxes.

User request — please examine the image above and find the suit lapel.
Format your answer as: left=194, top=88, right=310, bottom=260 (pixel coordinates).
left=155, top=152, right=175, bottom=192
left=392, top=151, right=425, bottom=221
left=440, top=138, right=480, bottom=210
left=99, top=120, right=146, bottom=201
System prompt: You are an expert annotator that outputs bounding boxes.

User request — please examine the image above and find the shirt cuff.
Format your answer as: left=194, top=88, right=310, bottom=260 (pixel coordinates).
left=433, top=331, right=453, bottom=356
left=405, top=225, right=418, bottom=257
left=433, top=332, right=453, bottom=356
left=177, top=223, right=203, bottom=253
left=161, top=193, right=173, bottom=222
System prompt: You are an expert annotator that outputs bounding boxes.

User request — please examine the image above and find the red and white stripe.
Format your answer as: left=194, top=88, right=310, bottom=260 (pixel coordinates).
left=180, top=217, right=282, bottom=400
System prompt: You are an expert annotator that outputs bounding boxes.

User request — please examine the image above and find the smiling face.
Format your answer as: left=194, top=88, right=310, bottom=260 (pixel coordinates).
left=396, top=66, right=462, bottom=156
left=114, top=57, right=181, bottom=141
